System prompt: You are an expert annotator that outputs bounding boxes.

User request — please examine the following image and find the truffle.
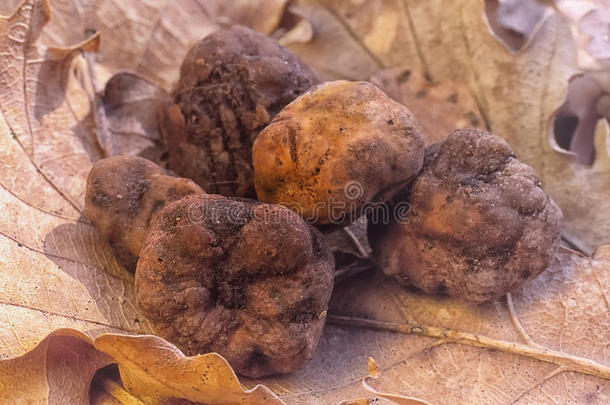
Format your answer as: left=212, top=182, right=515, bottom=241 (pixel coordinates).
left=253, top=80, right=425, bottom=225
left=135, top=194, right=334, bottom=377
left=159, top=25, right=318, bottom=198
left=368, top=129, right=562, bottom=303
left=84, top=156, right=203, bottom=271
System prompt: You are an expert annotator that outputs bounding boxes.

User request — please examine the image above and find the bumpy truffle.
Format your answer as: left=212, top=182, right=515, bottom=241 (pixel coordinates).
left=368, top=129, right=562, bottom=303
left=84, top=156, right=203, bottom=271
left=253, top=80, right=425, bottom=225
left=135, top=194, right=334, bottom=377
left=159, top=25, right=318, bottom=198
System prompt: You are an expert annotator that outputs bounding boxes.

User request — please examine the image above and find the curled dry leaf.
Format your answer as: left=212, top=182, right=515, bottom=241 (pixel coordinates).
left=555, top=0, right=610, bottom=70
left=0, top=329, right=112, bottom=404
left=0, top=0, right=148, bottom=355
left=1, top=0, right=610, bottom=404
left=483, top=0, right=550, bottom=52
left=551, top=72, right=610, bottom=165
left=93, top=334, right=284, bottom=404
left=282, top=1, right=381, bottom=80
left=275, top=6, right=315, bottom=47
left=96, top=72, right=170, bottom=161
left=0, top=330, right=283, bottom=405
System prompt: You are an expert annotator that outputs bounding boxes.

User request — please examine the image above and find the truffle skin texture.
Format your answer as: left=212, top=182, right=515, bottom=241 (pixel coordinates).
left=84, top=156, right=203, bottom=271
left=159, top=25, right=318, bottom=198
left=368, top=129, right=563, bottom=303
left=252, top=80, right=425, bottom=225
left=135, top=194, right=334, bottom=377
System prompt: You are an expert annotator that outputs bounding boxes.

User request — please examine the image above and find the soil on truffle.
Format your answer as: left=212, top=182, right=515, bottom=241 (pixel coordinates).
left=159, top=25, right=318, bottom=198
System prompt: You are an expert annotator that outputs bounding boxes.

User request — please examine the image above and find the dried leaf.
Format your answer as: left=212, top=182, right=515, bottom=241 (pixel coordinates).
left=93, top=334, right=284, bottom=405
left=0, top=0, right=145, bottom=359
left=555, top=0, right=610, bottom=70
left=97, top=72, right=169, bottom=161
left=36, top=0, right=290, bottom=90
left=483, top=0, right=550, bottom=52
left=361, top=357, right=432, bottom=405
left=370, top=67, right=486, bottom=144
left=283, top=1, right=381, bottom=80
left=0, top=330, right=112, bottom=404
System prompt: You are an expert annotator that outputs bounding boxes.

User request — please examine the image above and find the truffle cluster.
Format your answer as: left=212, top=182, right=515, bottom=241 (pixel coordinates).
left=84, top=25, right=563, bottom=379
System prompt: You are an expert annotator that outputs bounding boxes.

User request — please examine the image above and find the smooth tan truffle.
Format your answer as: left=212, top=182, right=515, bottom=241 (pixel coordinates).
left=84, top=156, right=203, bottom=271
left=159, top=25, right=317, bottom=198
left=253, top=80, right=425, bottom=225
left=135, top=195, right=334, bottom=377
left=368, top=129, right=563, bottom=303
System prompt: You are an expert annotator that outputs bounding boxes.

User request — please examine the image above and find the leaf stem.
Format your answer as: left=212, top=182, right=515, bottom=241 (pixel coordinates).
left=326, top=314, right=610, bottom=380
left=99, top=373, right=145, bottom=405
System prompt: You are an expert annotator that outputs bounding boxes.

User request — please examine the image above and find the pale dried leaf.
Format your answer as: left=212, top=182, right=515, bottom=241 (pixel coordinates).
left=36, top=0, right=290, bottom=90
left=283, top=1, right=381, bottom=81
left=97, top=72, right=169, bottom=161
left=483, top=0, right=550, bottom=52
left=0, top=1, right=268, bottom=403
left=371, top=67, right=486, bottom=144
left=1, top=0, right=610, bottom=404
left=361, top=357, right=432, bottom=405
left=555, top=0, right=610, bottom=70
left=0, top=0, right=149, bottom=361
left=276, top=7, right=314, bottom=46
left=94, top=334, right=285, bottom=405
left=0, top=329, right=112, bottom=404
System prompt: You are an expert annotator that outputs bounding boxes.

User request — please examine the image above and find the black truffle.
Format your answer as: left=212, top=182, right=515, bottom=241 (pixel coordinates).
left=159, top=25, right=318, bottom=198
left=84, top=156, right=203, bottom=271
left=135, top=194, right=334, bottom=377
left=368, top=129, right=563, bottom=303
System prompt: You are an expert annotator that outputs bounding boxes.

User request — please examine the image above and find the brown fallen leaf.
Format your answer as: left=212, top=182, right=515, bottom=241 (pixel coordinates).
left=0, top=0, right=149, bottom=356
left=370, top=67, right=486, bottom=144
left=555, top=0, right=610, bottom=71
left=95, top=72, right=170, bottom=161
left=93, top=334, right=284, bottom=405
left=34, top=0, right=290, bottom=90
left=283, top=2, right=381, bottom=81
left=0, top=329, right=112, bottom=404
left=483, top=0, right=550, bottom=52
left=361, top=357, right=432, bottom=405
left=0, top=330, right=283, bottom=405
